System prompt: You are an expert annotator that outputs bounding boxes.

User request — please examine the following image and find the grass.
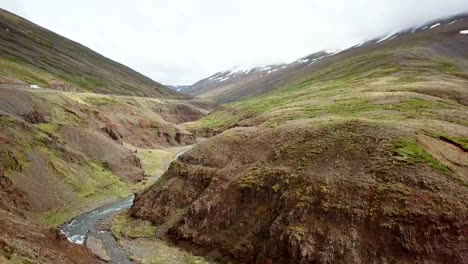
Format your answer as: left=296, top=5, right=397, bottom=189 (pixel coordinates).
left=147, top=256, right=166, bottom=264
left=36, top=153, right=130, bottom=226
left=137, top=149, right=173, bottom=177
left=44, top=145, right=130, bottom=199
left=83, top=96, right=118, bottom=106
left=393, top=139, right=452, bottom=175
left=128, top=145, right=192, bottom=193
left=37, top=191, right=130, bottom=226
left=438, top=135, right=468, bottom=151
left=145, top=255, right=204, bottom=264
left=192, top=91, right=461, bottom=132
left=0, top=149, right=27, bottom=173
left=187, top=43, right=468, bottom=136
left=36, top=123, right=58, bottom=134
left=0, top=244, right=35, bottom=264
left=111, top=213, right=157, bottom=240
left=38, top=208, right=80, bottom=227
left=308, top=98, right=429, bottom=115
left=79, top=162, right=130, bottom=198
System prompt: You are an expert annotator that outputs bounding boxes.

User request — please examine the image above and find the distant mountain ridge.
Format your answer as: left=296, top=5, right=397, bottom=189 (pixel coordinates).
left=180, top=12, right=468, bottom=104
left=0, top=8, right=187, bottom=99
left=166, top=84, right=191, bottom=92
left=181, top=50, right=335, bottom=103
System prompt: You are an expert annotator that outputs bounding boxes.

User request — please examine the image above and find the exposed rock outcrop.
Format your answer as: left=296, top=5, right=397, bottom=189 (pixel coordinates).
left=21, top=110, right=49, bottom=124
left=0, top=169, right=30, bottom=215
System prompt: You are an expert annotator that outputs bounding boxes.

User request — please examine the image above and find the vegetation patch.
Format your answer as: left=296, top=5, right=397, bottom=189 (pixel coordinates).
left=111, top=213, right=157, bottom=240
left=38, top=208, right=78, bottom=227
left=136, top=149, right=172, bottom=177
left=83, top=96, right=118, bottom=106
left=393, top=139, right=451, bottom=174
left=0, top=150, right=27, bottom=173
left=0, top=243, right=35, bottom=264
left=438, top=135, right=468, bottom=151
left=79, top=162, right=129, bottom=198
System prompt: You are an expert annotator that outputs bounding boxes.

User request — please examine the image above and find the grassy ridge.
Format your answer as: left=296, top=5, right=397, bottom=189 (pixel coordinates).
left=185, top=18, right=468, bottom=134
left=0, top=9, right=185, bottom=99
left=185, top=43, right=468, bottom=134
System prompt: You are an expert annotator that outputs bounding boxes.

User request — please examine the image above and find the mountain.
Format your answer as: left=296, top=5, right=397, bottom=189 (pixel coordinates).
left=184, top=14, right=468, bottom=104
left=184, top=13, right=468, bottom=133
left=130, top=14, right=468, bottom=263
left=0, top=8, right=186, bottom=99
left=186, top=51, right=334, bottom=103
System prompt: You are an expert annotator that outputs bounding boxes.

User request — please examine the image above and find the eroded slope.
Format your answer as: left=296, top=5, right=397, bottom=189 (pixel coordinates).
left=0, top=87, right=212, bottom=226
left=131, top=121, right=467, bottom=263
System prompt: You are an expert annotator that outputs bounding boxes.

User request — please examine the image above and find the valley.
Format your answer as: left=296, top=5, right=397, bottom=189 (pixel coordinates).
left=132, top=14, right=468, bottom=264
left=0, top=6, right=467, bottom=264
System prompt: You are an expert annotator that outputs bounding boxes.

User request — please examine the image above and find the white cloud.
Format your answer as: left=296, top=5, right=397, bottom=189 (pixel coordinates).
left=1, top=0, right=468, bottom=84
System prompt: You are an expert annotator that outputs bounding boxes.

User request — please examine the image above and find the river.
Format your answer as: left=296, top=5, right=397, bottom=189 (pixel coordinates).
left=59, top=147, right=192, bottom=262
left=60, top=195, right=135, bottom=245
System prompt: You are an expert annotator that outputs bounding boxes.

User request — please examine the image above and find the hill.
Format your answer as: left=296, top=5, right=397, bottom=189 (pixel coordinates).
left=0, top=8, right=186, bottom=99
left=0, top=86, right=212, bottom=263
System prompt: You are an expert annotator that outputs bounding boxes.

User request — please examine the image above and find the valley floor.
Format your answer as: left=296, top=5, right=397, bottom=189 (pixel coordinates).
left=67, top=144, right=212, bottom=264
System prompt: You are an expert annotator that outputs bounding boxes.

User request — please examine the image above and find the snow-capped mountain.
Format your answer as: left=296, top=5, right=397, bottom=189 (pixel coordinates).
left=176, top=13, right=468, bottom=104
left=185, top=50, right=339, bottom=102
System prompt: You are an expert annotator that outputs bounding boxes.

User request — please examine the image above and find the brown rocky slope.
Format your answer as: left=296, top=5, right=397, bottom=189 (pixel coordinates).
left=0, top=86, right=213, bottom=263
left=0, top=87, right=212, bottom=211
left=0, top=168, right=98, bottom=263
left=131, top=120, right=467, bottom=263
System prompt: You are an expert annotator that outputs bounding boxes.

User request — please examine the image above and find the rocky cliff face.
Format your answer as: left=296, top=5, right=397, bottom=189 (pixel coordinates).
left=0, top=168, right=99, bottom=263
left=0, top=169, right=30, bottom=216
left=0, top=215, right=99, bottom=263
left=131, top=121, right=467, bottom=263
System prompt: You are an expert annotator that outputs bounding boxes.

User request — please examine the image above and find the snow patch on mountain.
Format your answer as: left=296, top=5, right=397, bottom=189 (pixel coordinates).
left=460, top=30, right=468, bottom=35
left=308, top=55, right=329, bottom=65
left=376, top=31, right=398, bottom=43
left=355, top=40, right=367, bottom=47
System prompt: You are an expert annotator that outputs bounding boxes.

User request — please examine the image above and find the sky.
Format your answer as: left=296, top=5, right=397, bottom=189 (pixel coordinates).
left=2, top=1, right=468, bottom=85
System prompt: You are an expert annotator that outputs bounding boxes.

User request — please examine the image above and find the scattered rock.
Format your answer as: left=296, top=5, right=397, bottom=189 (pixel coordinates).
left=22, top=110, right=48, bottom=124
left=86, top=235, right=111, bottom=262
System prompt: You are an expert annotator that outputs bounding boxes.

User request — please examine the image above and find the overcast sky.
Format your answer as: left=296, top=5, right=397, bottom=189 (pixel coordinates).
left=2, top=1, right=468, bottom=84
